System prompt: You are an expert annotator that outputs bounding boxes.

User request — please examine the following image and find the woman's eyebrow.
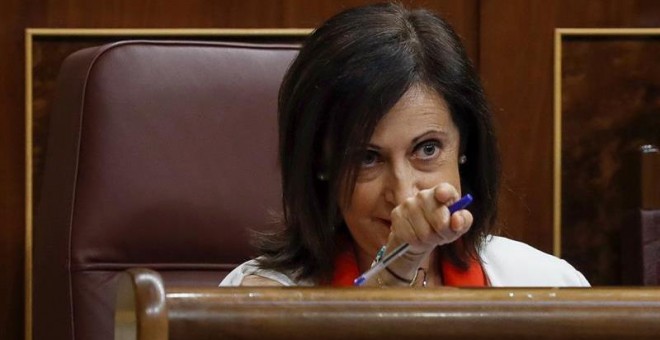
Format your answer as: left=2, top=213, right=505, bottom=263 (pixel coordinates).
left=411, top=129, right=448, bottom=144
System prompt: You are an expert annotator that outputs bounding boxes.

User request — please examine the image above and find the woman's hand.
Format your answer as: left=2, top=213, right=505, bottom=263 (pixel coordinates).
left=379, top=182, right=473, bottom=285
left=390, top=182, right=473, bottom=254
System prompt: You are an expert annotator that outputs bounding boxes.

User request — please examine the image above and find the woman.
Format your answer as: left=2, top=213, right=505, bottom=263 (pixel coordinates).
left=221, top=2, right=589, bottom=287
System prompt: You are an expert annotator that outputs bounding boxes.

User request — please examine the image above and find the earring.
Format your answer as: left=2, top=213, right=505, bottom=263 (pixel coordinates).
left=459, top=155, right=467, bottom=164
left=316, top=172, right=328, bottom=181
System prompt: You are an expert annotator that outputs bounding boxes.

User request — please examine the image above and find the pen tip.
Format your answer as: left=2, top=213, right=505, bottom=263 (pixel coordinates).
left=353, top=277, right=365, bottom=286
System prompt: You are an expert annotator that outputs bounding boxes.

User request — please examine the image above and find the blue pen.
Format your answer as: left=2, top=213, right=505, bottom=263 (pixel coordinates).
left=353, top=194, right=473, bottom=286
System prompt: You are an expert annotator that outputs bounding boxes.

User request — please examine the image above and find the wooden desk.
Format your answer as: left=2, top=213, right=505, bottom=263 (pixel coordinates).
left=115, top=268, right=660, bottom=339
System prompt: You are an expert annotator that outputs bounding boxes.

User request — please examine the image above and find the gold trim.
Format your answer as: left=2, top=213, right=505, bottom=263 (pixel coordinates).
left=25, top=28, right=313, bottom=36
left=24, top=28, right=33, bottom=340
left=553, top=29, right=562, bottom=257
left=557, top=28, right=660, bottom=35
left=24, top=28, right=310, bottom=340
left=553, top=28, right=660, bottom=257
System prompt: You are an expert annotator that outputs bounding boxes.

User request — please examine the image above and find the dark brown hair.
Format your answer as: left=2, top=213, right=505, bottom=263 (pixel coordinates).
left=256, top=2, right=500, bottom=283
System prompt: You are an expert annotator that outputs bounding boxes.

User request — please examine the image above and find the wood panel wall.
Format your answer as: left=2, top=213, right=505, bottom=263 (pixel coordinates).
left=0, top=0, right=657, bottom=339
left=480, top=0, right=659, bottom=273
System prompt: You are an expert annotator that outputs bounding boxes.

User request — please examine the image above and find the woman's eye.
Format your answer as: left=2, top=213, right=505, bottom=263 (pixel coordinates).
left=360, top=150, right=379, bottom=167
left=413, top=140, right=441, bottom=160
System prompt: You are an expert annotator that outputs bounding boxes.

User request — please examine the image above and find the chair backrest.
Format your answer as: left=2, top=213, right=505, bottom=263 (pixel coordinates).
left=639, top=145, right=660, bottom=285
left=33, top=41, right=299, bottom=340
left=622, top=145, right=660, bottom=285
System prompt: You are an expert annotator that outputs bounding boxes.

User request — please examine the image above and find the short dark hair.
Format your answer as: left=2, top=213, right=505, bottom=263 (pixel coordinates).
left=256, top=2, right=500, bottom=283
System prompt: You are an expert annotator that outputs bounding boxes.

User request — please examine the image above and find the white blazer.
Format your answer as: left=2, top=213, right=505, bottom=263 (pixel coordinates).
left=220, top=236, right=590, bottom=287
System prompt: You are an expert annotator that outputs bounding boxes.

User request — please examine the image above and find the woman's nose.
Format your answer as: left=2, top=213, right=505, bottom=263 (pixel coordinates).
left=384, top=164, right=418, bottom=206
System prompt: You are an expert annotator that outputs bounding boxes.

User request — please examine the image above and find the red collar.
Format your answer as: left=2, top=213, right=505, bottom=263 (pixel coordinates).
left=331, top=239, right=487, bottom=287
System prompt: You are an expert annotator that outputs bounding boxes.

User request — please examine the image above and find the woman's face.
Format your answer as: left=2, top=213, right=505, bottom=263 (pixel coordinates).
left=339, top=85, right=462, bottom=263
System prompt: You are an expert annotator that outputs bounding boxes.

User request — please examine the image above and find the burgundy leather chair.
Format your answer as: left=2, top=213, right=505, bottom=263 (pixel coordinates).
left=33, top=41, right=299, bottom=340
left=622, top=145, right=660, bottom=285
left=636, top=146, right=659, bottom=285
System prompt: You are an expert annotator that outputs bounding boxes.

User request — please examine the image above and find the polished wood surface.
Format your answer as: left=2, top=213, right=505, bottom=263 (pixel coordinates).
left=480, top=0, right=660, bottom=255
left=117, top=269, right=660, bottom=339
left=0, top=1, right=27, bottom=340
left=115, top=269, right=168, bottom=340
left=561, top=35, right=660, bottom=285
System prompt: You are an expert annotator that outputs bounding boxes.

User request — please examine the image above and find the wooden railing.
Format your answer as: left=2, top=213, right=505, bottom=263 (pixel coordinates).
left=115, top=268, right=660, bottom=339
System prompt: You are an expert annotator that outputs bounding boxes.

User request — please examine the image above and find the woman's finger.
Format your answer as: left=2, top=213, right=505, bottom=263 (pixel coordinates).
left=419, top=188, right=443, bottom=229
left=425, top=184, right=464, bottom=241
left=433, top=182, right=460, bottom=205
left=450, top=209, right=473, bottom=234
left=390, top=205, right=420, bottom=246
left=391, top=196, right=437, bottom=252
left=407, top=195, right=441, bottom=245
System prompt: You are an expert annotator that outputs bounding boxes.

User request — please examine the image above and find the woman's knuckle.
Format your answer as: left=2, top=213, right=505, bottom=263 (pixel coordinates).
left=405, top=196, right=417, bottom=207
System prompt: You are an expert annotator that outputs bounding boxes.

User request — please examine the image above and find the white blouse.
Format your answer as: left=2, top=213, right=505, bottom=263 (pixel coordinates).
left=220, top=236, right=590, bottom=287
